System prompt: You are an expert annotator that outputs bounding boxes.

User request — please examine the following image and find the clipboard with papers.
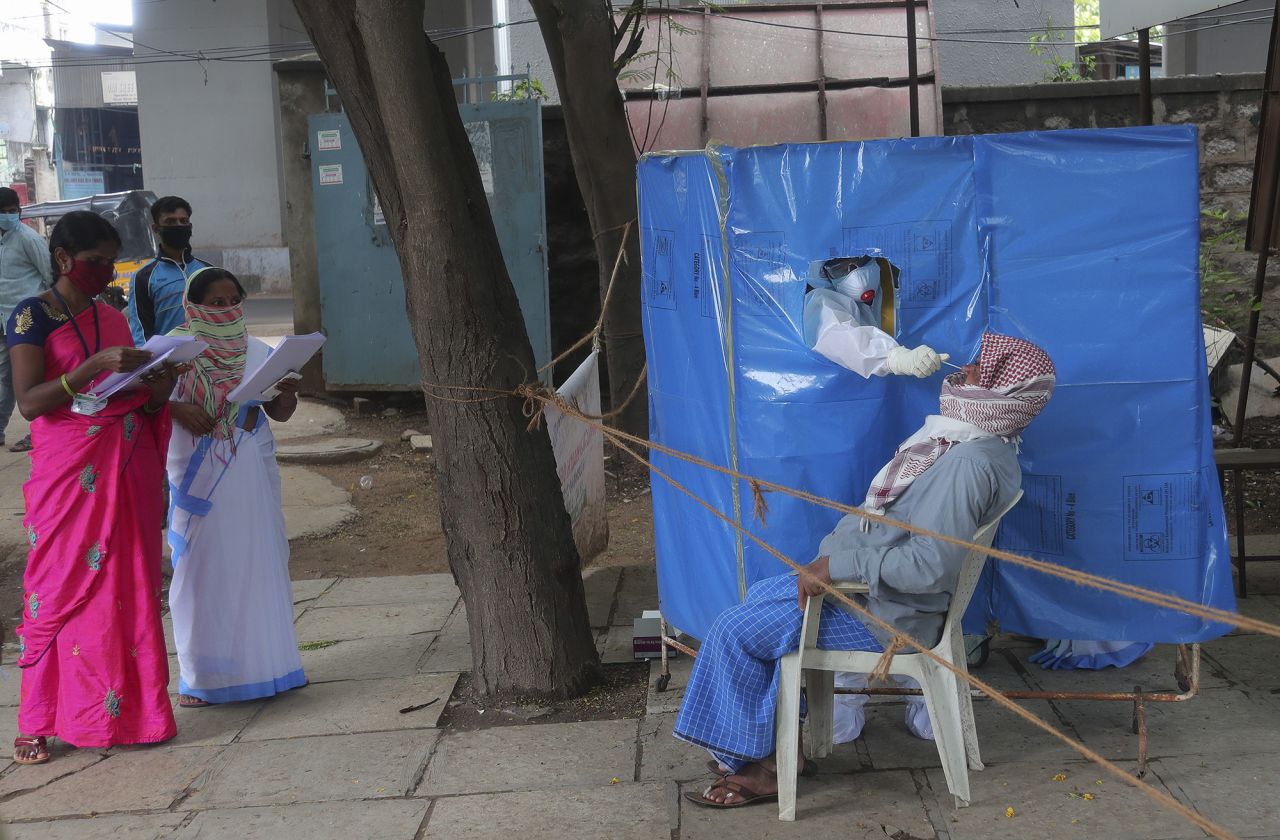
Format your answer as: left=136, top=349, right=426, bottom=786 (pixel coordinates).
left=88, top=335, right=210, bottom=400
left=227, top=333, right=326, bottom=403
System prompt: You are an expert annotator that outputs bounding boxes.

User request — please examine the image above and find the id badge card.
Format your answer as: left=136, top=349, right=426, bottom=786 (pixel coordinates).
left=72, top=393, right=108, bottom=416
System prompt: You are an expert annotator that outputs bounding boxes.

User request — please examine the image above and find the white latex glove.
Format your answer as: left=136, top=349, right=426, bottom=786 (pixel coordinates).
left=886, top=345, right=949, bottom=378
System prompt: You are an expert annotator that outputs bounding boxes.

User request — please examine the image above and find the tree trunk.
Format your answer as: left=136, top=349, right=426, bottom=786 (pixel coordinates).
left=292, top=0, right=600, bottom=698
left=528, top=0, right=648, bottom=439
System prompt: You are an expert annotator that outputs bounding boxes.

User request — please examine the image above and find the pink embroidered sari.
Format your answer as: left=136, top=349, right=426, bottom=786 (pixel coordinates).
left=15, top=302, right=176, bottom=747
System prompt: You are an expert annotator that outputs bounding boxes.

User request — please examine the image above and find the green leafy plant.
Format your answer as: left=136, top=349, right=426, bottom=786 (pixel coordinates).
left=1199, top=209, right=1252, bottom=329
left=491, top=78, right=549, bottom=102
left=1029, top=18, right=1094, bottom=82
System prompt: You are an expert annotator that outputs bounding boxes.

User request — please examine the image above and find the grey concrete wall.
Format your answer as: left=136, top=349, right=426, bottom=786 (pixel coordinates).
left=507, top=0, right=560, bottom=103
left=1163, top=0, right=1273, bottom=77
left=134, top=0, right=293, bottom=292
left=943, top=73, right=1275, bottom=355
left=932, top=0, right=1077, bottom=87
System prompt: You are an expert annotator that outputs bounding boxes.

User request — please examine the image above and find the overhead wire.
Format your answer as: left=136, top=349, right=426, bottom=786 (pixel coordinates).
left=1, top=7, right=1275, bottom=69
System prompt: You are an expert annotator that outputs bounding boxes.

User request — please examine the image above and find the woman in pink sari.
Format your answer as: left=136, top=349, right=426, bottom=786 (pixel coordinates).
left=8, top=211, right=183, bottom=764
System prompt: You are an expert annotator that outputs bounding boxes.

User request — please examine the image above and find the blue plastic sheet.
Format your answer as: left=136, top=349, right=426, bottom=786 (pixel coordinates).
left=638, top=127, right=1235, bottom=644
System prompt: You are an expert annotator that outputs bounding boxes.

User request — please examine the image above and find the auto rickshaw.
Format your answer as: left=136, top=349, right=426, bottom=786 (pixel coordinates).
left=19, top=190, right=158, bottom=310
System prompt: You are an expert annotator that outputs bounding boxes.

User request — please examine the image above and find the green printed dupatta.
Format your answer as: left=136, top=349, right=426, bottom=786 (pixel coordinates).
left=169, top=267, right=249, bottom=440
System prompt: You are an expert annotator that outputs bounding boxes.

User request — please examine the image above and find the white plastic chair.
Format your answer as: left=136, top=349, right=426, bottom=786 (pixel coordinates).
left=776, top=490, right=1023, bottom=820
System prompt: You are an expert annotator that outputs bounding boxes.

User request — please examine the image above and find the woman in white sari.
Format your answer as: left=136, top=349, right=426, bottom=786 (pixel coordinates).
left=165, top=267, right=305, bottom=707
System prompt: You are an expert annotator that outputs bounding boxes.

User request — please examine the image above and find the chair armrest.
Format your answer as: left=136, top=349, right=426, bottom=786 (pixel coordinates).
left=831, top=581, right=870, bottom=595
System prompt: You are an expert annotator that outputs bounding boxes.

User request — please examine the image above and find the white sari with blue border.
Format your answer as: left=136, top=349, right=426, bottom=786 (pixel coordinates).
left=166, top=338, right=306, bottom=703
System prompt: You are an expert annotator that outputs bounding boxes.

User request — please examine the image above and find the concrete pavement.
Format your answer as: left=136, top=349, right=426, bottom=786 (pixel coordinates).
left=1, top=565, right=1278, bottom=838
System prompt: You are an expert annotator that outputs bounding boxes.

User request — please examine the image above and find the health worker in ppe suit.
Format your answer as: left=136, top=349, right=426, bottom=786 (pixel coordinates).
left=802, top=256, right=948, bottom=379
left=803, top=255, right=942, bottom=744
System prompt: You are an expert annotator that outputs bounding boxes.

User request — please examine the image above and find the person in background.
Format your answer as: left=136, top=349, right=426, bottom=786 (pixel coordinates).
left=9, top=211, right=182, bottom=764
left=166, top=267, right=306, bottom=707
left=0, top=188, right=53, bottom=452
left=803, top=256, right=948, bottom=378
left=127, top=195, right=209, bottom=346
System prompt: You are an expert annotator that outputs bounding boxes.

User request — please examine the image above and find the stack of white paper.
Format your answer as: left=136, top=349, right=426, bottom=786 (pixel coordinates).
left=89, top=335, right=209, bottom=400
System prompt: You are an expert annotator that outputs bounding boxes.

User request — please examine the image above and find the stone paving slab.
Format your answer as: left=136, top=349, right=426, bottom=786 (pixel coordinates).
left=596, top=625, right=637, bottom=665
left=0, top=747, right=104, bottom=799
left=168, top=698, right=265, bottom=748
left=612, top=566, right=658, bottom=627
left=5, top=813, right=187, bottom=840
left=237, top=673, right=456, bottom=741
left=638, top=713, right=713, bottom=784
left=162, top=616, right=177, bottom=655
left=420, top=719, right=639, bottom=796
left=0, top=667, right=21, bottom=706
left=272, top=399, right=346, bottom=441
left=1201, top=634, right=1280, bottom=689
left=646, top=655, right=691, bottom=716
left=1057, top=686, right=1280, bottom=760
left=182, top=731, right=436, bottom=809
left=1152, top=753, right=1280, bottom=838
left=861, top=698, right=1068, bottom=771
left=279, top=466, right=356, bottom=540
left=1018, top=643, right=1229, bottom=693
left=679, top=769, right=934, bottom=839
left=1, top=745, right=221, bottom=820
left=1228, top=592, right=1280, bottom=632
left=417, top=610, right=471, bottom=674
left=299, top=634, right=436, bottom=683
left=311, top=574, right=459, bottom=608
left=293, top=602, right=453, bottom=642
left=0, top=708, right=17, bottom=774
left=582, top=566, right=623, bottom=629
left=174, top=799, right=430, bottom=840
left=927, top=760, right=1203, bottom=840
left=423, top=783, right=670, bottom=840
left=291, top=577, right=337, bottom=604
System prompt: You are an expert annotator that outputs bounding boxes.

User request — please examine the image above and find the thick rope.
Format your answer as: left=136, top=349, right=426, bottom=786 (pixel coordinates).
left=581, top=411, right=1280, bottom=639
left=538, top=219, right=637, bottom=375
left=869, top=634, right=909, bottom=682
left=606, top=433, right=1239, bottom=840
left=416, top=372, right=1280, bottom=641
left=410, top=320, right=1253, bottom=836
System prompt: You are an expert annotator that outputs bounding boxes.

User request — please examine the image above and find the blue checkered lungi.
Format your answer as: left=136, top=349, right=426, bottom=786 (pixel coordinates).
left=672, top=574, right=883, bottom=772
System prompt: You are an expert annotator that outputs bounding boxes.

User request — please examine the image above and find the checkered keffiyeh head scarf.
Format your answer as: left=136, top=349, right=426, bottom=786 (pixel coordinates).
left=862, top=332, right=1055, bottom=517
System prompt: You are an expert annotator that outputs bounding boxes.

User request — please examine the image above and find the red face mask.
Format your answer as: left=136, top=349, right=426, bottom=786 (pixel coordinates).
left=65, top=259, right=115, bottom=297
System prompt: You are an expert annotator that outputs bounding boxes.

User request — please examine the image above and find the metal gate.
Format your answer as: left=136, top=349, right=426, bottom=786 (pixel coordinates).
left=309, top=93, right=549, bottom=389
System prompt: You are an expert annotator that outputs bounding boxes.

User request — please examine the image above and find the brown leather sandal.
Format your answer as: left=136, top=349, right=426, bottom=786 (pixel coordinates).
left=684, top=776, right=778, bottom=809
left=13, top=736, right=50, bottom=765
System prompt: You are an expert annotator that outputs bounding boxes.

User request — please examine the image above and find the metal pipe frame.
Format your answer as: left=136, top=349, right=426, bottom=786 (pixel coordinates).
left=658, top=631, right=1200, bottom=775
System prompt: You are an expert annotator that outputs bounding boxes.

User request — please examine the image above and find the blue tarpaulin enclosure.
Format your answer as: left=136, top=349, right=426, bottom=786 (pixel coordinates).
left=638, top=126, right=1235, bottom=644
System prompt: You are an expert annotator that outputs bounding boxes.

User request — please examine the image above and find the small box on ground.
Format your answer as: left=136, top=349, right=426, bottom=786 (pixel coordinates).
left=632, top=610, right=677, bottom=660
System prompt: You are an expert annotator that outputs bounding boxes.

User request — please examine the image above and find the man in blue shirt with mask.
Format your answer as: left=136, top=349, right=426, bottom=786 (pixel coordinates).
left=127, top=195, right=209, bottom=345
left=0, top=188, right=53, bottom=451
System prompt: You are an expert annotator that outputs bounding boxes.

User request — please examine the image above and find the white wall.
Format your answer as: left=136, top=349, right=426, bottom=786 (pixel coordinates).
left=506, top=0, right=560, bottom=103
left=1164, top=0, right=1273, bottom=76
left=133, top=0, right=292, bottom=290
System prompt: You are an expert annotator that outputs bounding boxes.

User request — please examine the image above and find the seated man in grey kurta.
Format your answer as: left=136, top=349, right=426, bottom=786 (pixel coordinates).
left=676, top=332, right=1056, bottom=810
